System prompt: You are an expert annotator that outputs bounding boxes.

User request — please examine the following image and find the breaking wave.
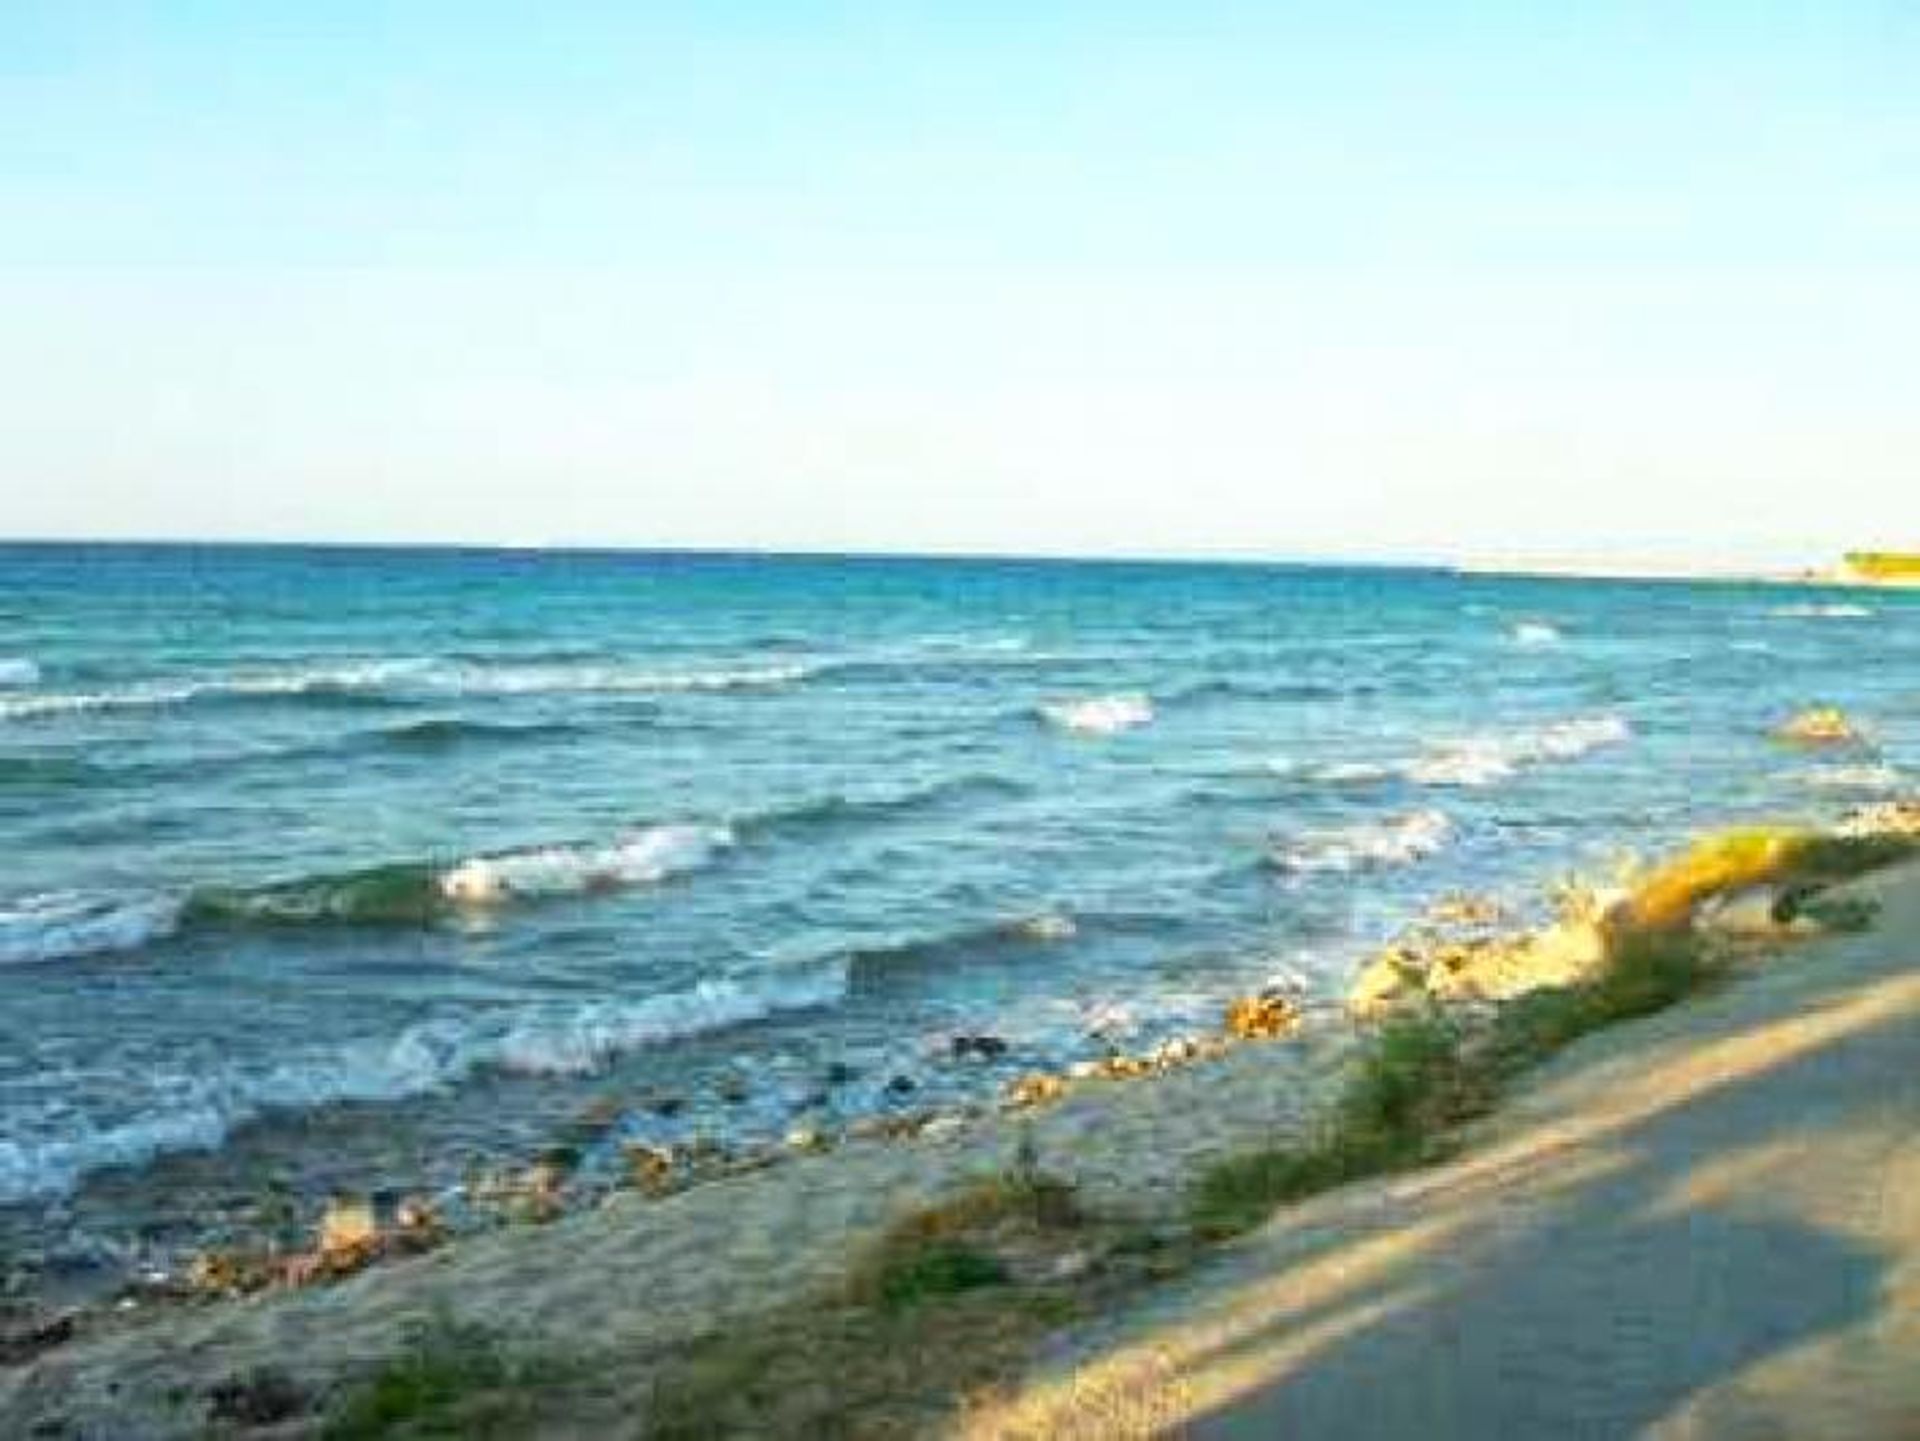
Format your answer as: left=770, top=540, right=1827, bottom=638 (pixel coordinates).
left=0, top=893, right=182, bottom=967
left=1274, top=813, right=1451, bottom=878
left=437, top=825, right=730, bottom=904
left=1771, top=602, right=1874, bottom=619
left=1271, top=810, right=1454, bottom=874
left=1040, top=693, right=1155, bottom=735
left=0, top=658, right=814, bottom=723
left=1264, top=715, right=1632, bottom=794
left=1510, top=621, right=1562, bottom=647
left=1797, top=763, right=1904, bottom=792
left=1405, top=714, right=1632, bottom=788
left=0, top=825, right=732, bottom=964
left=0, top=657, right=39, bottom=687
left=0, top=966, right=846, bottom=1202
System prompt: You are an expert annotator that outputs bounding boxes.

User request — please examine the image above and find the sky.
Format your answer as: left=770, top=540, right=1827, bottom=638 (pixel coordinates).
left=3, top=2, right=1917, bottom=570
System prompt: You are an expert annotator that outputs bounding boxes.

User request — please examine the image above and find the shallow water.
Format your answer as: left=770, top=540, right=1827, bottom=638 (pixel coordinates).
left=1, top=544, right=1913, bottom=1287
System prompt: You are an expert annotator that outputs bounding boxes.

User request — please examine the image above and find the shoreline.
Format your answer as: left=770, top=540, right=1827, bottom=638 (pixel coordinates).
left=6, top=795, right=1918, bottom=1435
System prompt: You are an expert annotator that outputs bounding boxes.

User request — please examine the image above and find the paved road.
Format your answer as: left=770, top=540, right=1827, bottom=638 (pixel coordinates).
left=972, top=867, right=1920, bottom=1440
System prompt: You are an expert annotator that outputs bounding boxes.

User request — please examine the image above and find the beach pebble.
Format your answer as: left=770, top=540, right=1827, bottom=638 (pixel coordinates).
left=1003, top=1072, right=1067, bottom=1109
left=1224, top=991, right=1302, bottom=1041
left=918, top=1114, right=967, bottom=1144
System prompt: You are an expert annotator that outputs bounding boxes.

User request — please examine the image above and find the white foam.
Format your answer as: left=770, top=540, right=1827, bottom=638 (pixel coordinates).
left=0, top=892, right=181, bottom=967
left=1510, top=621, right=1563, bottom=647
left=493, top=967, right=847, bottom=1076
left=0, top=658, right=812, bottom=721
left=1405, top=714, right=1632, bottom=788
left=438, top=824, right=732, bottom=904
left=1771, top=602, right=1874, bottom=619
left=451, top=661, right=812, bottom=696
left=1799, top=763, right=1904, bottom=792
left=1041, top=693, right=1155, bottom=735
left=0, top=657, right=39, bottom=688
left=0, top=966, right=846, bottom=1201
left=1274, top=810, right=1454, bottom=874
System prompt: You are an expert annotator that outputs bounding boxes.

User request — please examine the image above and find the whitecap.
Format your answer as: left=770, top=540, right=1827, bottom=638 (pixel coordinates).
left=1273, top=810, right=1454, bottom=874
left=1040, top=693, right=1154, bottom=735
left=0, top=892, right=181, bottom=966
left=492, top=967, right=846, bottom=1076
left=437, top=824, right=732, bottom=904
left=1771, top=602, right=1874, bottom=619
left=1405, top=714, right=1632, bottom=789
left=0, top=657, right=813, bottom=722
left=0, top=657, right=40, bottom=688
left=0, top=965, right=846, bottom=1201
left=1799, top=763, right=1904, bottom=792
left=1510, top=621, right=1562, bottom=647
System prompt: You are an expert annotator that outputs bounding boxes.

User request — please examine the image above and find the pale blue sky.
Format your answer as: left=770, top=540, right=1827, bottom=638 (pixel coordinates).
left=4, top=3, right=1917, bottom=567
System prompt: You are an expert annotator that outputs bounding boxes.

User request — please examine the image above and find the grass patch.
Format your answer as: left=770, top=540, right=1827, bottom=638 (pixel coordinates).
left=847, top=1138, right=1085, bottom=1310
left=1485, top=929, right=1715, bottom=1075
left=1192, top=1010, right=1492, bottom=1240
left=1193, top=929, right=1721, bottom=1241
left=323, top=1313, right=557, bottom=1440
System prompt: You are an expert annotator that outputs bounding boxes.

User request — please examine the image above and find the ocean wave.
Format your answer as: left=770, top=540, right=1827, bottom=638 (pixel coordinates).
left=741, top=774, right=1027, bottom=836
left=1040, top=693, right=1155, bottom=735
left=492, top=967, right=845, bottom=1075
left=0, top=657, right=39, bottom=687
left=438, top=824, right=731, bottom=904
left=1262, top=715, right=1632, bottom=795
left=0, top=893, right=181, bottom=967
left=1771, top=602, right=1874, bottom=619
left=3, top=825, right=731, bottom=963
left=1271, top=810, right=1454, bottom=874
left=0, top=658, right=814, bottom=723
left=1405, top=714, right=1632, bottom=788
left=0, top=967, right=842, bottom=1200
left=846, top=910, right=1082, bottom=992
left=1798, top=763, right=1904, bottom=792
left=1265, top=758, right=1399, bottom=787
left=373, top=716, right=584, bottom=750
left=1510, top=621, right=1562, bottom=647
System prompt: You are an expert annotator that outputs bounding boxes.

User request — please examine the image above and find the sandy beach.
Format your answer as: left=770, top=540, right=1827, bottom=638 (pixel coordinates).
left=5, top=829, right=1920, bottom=1435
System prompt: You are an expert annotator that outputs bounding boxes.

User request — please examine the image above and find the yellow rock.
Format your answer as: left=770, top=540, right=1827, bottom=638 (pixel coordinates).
left=1003, top=1072, right=1068, bottom=1109
left=1224, top=992, right=1301, bottom=1040
left=317, top=1196, right=378, bottom=1259
left=1774, top=707, right=1864, bottom=746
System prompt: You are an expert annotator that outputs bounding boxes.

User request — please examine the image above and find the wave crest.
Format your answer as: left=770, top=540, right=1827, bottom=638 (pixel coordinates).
left=0, top=966, right=842, bottom=1200
left=1040, top=693, right=1154, bottom=735
left=0, top=658, right=813, bottom=723
left=438, top=825, right=731, bottom=904
left=1272, top=810, right=1454, bottom=874
left=1406, top=714, right=1631, bottom=788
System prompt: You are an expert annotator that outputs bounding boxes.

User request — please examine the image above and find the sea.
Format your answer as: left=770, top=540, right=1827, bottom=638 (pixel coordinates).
left=1, top=543, right=1914, bottom=1292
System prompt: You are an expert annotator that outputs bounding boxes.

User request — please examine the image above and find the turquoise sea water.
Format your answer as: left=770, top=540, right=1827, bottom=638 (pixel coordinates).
left=1, top=544, right=1915, bottom=1283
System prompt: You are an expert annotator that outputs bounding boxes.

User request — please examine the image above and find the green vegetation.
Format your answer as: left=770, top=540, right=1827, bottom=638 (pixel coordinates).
left=323, top=1313, right=553, bottom=1440
left=1194, top=928, right=1720, bottom=1241
left=1191, top=1010, right=1494, bottom=1239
